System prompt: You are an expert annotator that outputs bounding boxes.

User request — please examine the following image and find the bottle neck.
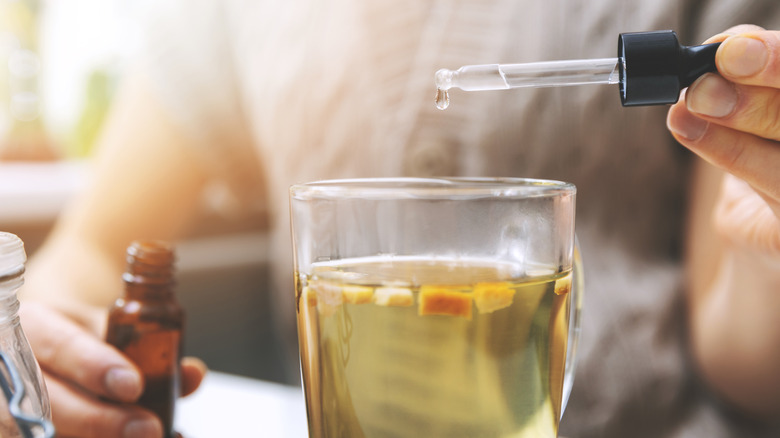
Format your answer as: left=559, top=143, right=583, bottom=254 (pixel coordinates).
left=0, top=269, right=22, bottom=327
left=121, top=240, right=177, bottom=301
left=123, top=276, right=176, bottom=301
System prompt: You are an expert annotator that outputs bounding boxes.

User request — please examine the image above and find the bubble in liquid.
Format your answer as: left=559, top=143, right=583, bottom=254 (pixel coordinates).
left=435, top=88, right=450, bottom=110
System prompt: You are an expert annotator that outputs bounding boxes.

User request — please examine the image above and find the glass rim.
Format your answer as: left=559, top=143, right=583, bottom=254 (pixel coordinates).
left=290, top=177, right=576, bottom=200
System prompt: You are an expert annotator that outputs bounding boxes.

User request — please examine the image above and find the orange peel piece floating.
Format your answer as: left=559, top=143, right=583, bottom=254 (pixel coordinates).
left=473, top=282, right=515, bottom=314
left=342, top=285, right=374, bottom=304
left=554, top=272, right=572, bottom=295
left=419, top=286, right=472, bottom=319
left=374, top=287, right=414, bottom=307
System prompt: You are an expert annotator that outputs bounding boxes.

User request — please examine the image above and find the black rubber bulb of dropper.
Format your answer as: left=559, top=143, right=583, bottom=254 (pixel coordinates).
left=618, top=30, right=721, bottom=106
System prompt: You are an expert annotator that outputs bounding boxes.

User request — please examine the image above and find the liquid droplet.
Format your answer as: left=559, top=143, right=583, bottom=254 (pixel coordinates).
left=435, top=88, right=449, bottom=110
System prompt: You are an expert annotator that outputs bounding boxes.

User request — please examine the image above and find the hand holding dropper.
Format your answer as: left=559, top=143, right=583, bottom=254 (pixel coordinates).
left=435, top=30, right=720, bottom=109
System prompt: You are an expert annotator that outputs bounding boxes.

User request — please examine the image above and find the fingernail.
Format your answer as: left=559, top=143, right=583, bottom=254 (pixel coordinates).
left=720, top=36, right=768, bottom=77
left=123, top=417, right=162, bottom=438
left=687, top=73, right=737, bottom=118
left=667, top=108, right=709, bottom=141
left=703, top=32, right=733, bottom=44
left=105, top=367, right=142, bottom=401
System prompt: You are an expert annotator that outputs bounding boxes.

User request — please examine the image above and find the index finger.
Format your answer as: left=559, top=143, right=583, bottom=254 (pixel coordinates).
left=667, top=99, right=780, bottom=202
left=716, top=30, right=780, bottom=88
left=20, top=302, right=144, bottom=403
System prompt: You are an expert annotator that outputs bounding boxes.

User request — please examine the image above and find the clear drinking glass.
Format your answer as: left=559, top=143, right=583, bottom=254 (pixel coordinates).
left=290, top=177, right=582, bottom=438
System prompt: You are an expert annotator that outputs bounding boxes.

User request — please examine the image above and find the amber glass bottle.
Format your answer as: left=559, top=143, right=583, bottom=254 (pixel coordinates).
left=106, top=241, right=184, bottom=438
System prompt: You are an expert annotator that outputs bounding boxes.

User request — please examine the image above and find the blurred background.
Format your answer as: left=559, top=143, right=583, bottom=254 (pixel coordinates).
left=0, top=0, right=287, bottom=384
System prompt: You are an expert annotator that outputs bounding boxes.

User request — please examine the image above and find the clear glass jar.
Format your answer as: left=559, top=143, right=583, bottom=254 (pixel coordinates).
left=0, top=232, right=53, bottom=437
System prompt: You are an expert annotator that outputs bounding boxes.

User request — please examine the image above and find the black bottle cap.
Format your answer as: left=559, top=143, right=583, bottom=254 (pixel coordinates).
left=618, top=30, right=721, bottom=106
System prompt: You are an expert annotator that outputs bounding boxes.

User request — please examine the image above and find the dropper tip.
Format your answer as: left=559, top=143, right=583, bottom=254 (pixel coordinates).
left=434, top=68, right=454, bottom=90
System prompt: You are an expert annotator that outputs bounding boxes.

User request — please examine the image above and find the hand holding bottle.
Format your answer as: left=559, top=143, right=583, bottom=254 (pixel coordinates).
left=19, top=301, right=206, bottom=437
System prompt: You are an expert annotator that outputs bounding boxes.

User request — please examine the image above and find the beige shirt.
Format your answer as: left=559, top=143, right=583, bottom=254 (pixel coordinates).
left=141, top=1, right=780, bottom=436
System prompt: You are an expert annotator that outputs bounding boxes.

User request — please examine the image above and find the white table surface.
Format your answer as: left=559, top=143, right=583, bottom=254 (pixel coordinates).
left=175, top=372, right=308, bottom=438
left=177, top=373, right=575, bottom=438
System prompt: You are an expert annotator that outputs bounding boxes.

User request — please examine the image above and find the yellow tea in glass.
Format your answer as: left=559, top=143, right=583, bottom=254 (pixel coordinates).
left=291, top=178, right=582, bottom=438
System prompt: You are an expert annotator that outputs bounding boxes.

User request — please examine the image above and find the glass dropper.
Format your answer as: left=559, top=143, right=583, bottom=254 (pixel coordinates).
left=434, top=58, right=621, bottom=109
left=436, top=57, right=621, bottom=91
left=434, top=30, right=722, bottom=110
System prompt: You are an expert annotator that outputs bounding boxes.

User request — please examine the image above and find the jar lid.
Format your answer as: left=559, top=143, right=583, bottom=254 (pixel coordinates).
left=0, top=232, right=26, bottom=278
